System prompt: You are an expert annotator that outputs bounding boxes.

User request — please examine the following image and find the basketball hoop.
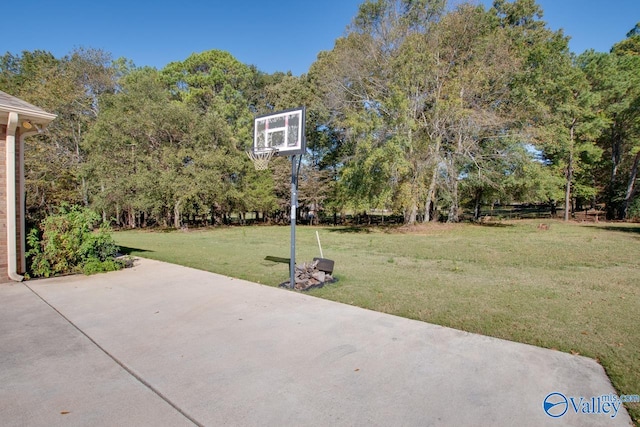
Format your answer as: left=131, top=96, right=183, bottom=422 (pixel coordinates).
left=249, top=107, right=306, bottom=289
left=246, top=147, right=277, bottom=170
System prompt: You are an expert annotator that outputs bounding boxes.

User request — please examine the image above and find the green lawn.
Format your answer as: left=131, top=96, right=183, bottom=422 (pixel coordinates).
left=114, top=220, right=640, bottom=424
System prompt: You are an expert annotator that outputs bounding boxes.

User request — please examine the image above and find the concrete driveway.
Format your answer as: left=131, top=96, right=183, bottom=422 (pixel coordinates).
left=0, top=258, right=632, bottom=426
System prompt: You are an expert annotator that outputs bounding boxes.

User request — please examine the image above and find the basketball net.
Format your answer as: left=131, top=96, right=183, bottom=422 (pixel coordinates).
left=246, top=147, right=276, bottom=170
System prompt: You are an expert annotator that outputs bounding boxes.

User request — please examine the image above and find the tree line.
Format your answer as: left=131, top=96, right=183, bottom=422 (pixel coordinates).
left=1, top=0, right=639, bottom=227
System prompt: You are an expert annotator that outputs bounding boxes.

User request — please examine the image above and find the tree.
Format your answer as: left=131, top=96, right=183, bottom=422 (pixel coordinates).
left=85, top=67, right=202, bottom=228
left=610, top=22, right=640, bottom=56
left=161, top=50, right=254, bottom=146
left=534, top=55, right=602, bottom=221
left=85, top=50, right=286, bottom=228
left=312, top=1, right=529, bottom=223
left=0, top=48, right=117, bottom=220
left=161, top=50, right=282, bottom=224
left=490, top=0, right=607, bottom=220
left=581, top=47, right=640, bottom=219
left=310, top=0, right=444, bottom=223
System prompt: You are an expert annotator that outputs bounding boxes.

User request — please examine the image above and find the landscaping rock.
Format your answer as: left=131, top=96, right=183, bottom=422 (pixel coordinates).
left=279, top=260, right=337, bottom=291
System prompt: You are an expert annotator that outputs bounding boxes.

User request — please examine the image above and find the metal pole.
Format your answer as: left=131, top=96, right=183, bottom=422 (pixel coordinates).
left=290, top=155, right=297, bottom=289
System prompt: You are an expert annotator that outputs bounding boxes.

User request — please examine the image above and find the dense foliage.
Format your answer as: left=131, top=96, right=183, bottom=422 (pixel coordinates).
left=1, top=0, right=639, bottom=225
left=26, top=205, right=122, bottom=277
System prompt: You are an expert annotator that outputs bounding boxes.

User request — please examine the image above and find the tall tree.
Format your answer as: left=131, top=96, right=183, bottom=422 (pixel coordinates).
left=492, top=0, right=605, bottom=220
left=85, top=67, right=202, bottom=228
left=580, top=29, right=640, bottom=219
left=311, top=0, right=447, bottom=223
left=161, top=50, right=254, bottom=146
left=0, top=48, right=117, bottom=220
left=313, top=1, right=527, bottom=223
left=610, top=22, right=640, bottom=57
left=535, top=55, right=602, bottom=221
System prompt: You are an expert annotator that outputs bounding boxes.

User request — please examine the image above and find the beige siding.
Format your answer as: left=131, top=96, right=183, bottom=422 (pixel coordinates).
left=16, top=127, right=24, bottom=275
left=0, top=125, right=8, bottom=281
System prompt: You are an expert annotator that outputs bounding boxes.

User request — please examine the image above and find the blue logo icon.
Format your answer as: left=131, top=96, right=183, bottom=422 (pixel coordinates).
left=544, top=392, right=568, bottom=418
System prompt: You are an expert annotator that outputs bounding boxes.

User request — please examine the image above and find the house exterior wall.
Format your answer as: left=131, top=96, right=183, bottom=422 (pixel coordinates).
left=0, top=124, right=8, bottom=281
left=16, top=127, right=24, bottom=275
left=1, top=92, right=56, bottom=282
left=0, top=124, right=25, bottom=281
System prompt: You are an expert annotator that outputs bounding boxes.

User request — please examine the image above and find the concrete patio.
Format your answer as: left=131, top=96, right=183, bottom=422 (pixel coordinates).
left=0, top=258, right=632, bottom=426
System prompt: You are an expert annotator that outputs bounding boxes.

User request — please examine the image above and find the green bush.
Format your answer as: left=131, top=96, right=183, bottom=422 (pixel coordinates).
left=26, top=205, right=123, bottom=278
left=628, top=196, right=640, bottom=221
left=81, top=258, right=123, bottom=275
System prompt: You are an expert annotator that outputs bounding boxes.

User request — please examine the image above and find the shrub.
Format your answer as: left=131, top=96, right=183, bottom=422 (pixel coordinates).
left=628, top=196, right=640, bottom=221
left=26, top=205, right=123, bottom=278
left=81, top=258, right=123, bottom=275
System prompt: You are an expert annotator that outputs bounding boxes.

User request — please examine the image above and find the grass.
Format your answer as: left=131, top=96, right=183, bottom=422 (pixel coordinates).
left=114, top=220, right=640, bottom=424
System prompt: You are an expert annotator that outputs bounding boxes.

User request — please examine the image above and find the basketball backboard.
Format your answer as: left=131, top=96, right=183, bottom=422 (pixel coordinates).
left=253, top=107, right=305, bottom=156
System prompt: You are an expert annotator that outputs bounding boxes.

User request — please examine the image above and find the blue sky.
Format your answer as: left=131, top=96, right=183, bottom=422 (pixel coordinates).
left=5, top=1, right=639, bottom=75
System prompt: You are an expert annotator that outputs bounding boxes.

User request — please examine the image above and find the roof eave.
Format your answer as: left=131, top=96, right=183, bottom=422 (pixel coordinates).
left=0, top=107, right=57, bottom=126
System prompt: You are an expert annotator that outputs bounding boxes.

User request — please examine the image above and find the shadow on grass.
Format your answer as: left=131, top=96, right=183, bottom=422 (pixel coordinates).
left=118, top=246, right=153, bottom=255
left=264, top=255, right=290, bottom=264
left=588, top=224, right=640, bottom=234
left=327, top=226, right=372, bottom=234
left=471, top=222, right=515, bottom=228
